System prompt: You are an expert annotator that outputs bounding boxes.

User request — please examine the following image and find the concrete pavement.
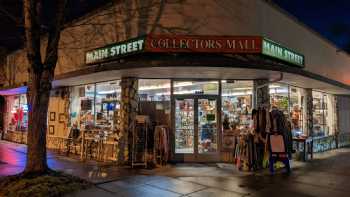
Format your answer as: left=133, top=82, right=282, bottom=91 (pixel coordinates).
left=1, top=140, right=350, bottom=197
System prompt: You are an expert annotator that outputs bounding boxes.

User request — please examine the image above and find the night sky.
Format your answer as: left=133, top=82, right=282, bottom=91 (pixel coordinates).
left=0, top=1, right=349, bottom=53
left=273, top=0, right=350, bottom=52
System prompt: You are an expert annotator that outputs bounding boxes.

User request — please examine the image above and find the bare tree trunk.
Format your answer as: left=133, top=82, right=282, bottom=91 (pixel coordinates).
left=23, top=0, right=66, bottom=175
left=25, top=69, right=53, bottom=173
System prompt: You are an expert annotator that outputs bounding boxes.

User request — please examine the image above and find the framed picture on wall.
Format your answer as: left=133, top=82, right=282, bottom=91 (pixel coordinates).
left=50, top=112, right=56, bottom=121
left=58, top=113, right=65, bottom=123
left=49, top=125, right=55, bottom=135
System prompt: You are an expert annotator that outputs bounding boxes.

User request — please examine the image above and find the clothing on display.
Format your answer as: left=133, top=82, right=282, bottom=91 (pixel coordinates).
left=154, top=125, right=170, bottom=165
left=232, top=107, right=293, bottom=171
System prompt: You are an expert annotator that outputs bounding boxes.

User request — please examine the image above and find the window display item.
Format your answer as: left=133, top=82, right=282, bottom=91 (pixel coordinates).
left=7, top=94, right=28, bottom=132
left=234, top=107, right=293, bottom=172
left=154, top=125, right=169, bottom=165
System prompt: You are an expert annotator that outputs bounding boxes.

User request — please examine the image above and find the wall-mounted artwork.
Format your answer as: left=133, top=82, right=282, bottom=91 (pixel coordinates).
left=49, top=125, right=55, bottom=135
left=49, top=112, right=56, bottom=121
left=59, top=113, right=66, bottom=123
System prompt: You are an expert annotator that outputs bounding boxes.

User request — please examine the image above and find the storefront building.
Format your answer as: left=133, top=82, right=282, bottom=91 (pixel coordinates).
left=1, top=0, right=350, bottom=163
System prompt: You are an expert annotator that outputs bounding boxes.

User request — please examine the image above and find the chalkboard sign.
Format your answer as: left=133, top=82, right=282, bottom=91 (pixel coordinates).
left=81, top=99, right=92, bottom=111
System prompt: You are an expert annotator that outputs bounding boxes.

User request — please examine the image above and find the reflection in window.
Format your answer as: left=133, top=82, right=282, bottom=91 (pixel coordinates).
left=173, top=81, right=219, bottom=95
left=221, top=80, right=253, bottom=130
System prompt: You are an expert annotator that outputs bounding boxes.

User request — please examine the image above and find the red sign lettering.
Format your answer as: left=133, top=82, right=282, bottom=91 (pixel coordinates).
left=145, top=35, right=262, bottom=53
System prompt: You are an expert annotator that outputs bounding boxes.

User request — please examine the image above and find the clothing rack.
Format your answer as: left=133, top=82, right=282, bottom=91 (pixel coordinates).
left=233, top=107, right=293, bottom=171
left=154, top=125, right=169, bottom=165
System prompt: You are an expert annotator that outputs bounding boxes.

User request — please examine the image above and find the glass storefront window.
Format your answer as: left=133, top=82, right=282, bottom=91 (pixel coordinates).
left=221, top=80, right=253, bottom=130
left=70, top=84, right=95, bottom=129
left=313, top=91, right=326, bottom=136
left=270, top=83, right=289, bottom=115
left=7, top=94, right=28, bottom=131
left=70, top=81, right=122, bottom=131
left=138, top=79, right=171, bottom=126
left=312, top=91, right=336, bottom=137
left=95, top=81, right=121, bottom=129
left=289, top=86, right=306, bottom=136
left=138, top=79, right=171, bottom=101
left=326, top=94, right=337, bottom=136
left=173, top=81, right=219, bottom=95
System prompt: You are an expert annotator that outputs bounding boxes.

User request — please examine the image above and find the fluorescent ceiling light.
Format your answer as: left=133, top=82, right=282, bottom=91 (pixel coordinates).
left=97, top=90, right=117, bottom=94
left=270, top=89, right=288, bottom=94
left=269, top=85, right=279, bottom=88
left=222, top=92, right=253, bottom=96
left=233, top=87, right=253, bottom=91
left=174, top=89, right=202, bottom=94
left=139, top=84, right=170, bottom=91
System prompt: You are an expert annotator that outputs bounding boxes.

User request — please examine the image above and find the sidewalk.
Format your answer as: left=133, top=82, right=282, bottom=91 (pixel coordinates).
left=0, top=140, right=138, bottom=183
left=1, top=140, right=350, bottom=197
left=68, top=149, right=350, bottom=197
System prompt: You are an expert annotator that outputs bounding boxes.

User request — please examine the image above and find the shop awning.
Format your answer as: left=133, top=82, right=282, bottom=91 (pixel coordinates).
left=0, top=86, right=27, bottom=96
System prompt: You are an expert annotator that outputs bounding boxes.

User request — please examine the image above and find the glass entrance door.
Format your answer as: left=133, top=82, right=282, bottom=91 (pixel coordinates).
left=175, top=98, right=195, bottom=154
left=198, top=98, right=218, bottom=154
left=174, top=96, right=219, bottom=161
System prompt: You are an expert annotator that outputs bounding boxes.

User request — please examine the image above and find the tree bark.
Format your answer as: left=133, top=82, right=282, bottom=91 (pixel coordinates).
left=23, top=0, right=66, bottom=175
left=25, top=69, right=53, bottom=173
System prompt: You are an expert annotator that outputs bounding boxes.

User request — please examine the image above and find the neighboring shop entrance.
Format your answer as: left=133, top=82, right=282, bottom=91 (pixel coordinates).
left=173, top=95, right=220, bottom=162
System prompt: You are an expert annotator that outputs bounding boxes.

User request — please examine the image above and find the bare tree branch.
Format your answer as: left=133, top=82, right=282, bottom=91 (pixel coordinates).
left=44, top=0, right=67, bottom=68
left=24, top=0, right=42, bottom=72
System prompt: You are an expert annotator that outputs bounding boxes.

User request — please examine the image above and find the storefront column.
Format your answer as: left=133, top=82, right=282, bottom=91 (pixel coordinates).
left=305, top=88, right=313, bottom=136
left=117, top=77, right=138, bottom=165
left=253, top=79, right=270, bottom=108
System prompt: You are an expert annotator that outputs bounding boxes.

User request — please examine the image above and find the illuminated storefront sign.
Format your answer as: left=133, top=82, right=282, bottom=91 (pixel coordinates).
left=144, top=35, right=262, bottom=53
left=85, top=37, right=145, bottom=64
left=85, top=35, right=304, bottom=67
left=262, top=38, right=304, bottom=67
